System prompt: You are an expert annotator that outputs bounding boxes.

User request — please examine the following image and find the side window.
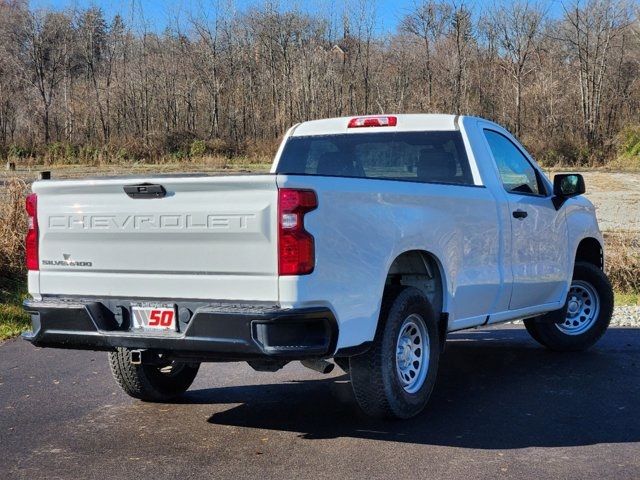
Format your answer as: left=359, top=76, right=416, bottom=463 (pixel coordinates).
left=484, top=130, right=541, bottom=195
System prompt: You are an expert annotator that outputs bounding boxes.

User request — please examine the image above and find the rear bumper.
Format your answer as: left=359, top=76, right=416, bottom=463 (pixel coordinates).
left=22, top=298, right=337, bottom=360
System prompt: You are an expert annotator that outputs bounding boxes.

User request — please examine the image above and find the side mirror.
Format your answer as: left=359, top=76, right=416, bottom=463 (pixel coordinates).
left=552, top=173, right=585, bottom=209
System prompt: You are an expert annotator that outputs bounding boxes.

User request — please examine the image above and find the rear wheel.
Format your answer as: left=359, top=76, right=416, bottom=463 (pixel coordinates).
left=524, top=262, right=613, bottom=351
left=108, top=348, right=200, bottom=401
left=349, top=287, right=440, bottom=419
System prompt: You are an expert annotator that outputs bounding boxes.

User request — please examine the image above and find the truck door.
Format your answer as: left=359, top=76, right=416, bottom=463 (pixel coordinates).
left=483, top=129, right=570, bottom=310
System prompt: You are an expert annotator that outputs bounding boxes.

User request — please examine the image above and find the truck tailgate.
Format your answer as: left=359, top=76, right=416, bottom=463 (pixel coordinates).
left=32, top=175, right=279, bottom=301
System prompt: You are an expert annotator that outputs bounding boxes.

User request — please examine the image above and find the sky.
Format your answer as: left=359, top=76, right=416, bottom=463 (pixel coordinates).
left=28, top=0, right=568, bottom=34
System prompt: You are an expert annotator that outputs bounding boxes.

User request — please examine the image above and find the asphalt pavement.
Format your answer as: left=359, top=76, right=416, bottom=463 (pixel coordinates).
left=1, top=326, right=639, bottom=480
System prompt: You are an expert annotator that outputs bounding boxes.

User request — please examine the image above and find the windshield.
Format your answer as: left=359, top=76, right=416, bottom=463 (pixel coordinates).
left=276, top=131, right=473, bottom=185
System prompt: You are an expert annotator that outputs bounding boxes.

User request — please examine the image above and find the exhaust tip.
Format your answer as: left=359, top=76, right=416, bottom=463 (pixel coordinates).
left=301, top=359, right=334, bottom=374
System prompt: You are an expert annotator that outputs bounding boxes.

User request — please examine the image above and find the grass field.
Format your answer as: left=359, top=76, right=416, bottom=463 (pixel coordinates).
left=0, top=281, right=29, bottom=341
left=616, top=292, right=640, bottom=306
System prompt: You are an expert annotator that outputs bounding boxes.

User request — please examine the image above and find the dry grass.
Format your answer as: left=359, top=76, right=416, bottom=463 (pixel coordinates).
left=0, top=178, right=30, bottom=340
left=0, top=177, right=28, bottom=279
left=10, top=151, right=274, bottom=171
left=605, top=231, right=640, bottom=294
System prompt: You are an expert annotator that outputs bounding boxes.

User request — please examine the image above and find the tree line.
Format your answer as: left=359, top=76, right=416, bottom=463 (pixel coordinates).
left=0, top=0, right=638, bottom=166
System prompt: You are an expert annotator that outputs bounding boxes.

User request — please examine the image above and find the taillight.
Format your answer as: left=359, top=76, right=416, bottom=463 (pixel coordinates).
left=348, top=115, right=397, bottom=128
left=278, top=188, right=317, bottom=275
left=25, top=193, right=39, bottom=271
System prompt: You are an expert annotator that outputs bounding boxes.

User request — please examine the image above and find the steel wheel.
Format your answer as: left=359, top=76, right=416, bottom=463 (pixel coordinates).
left=395, top=313, right=430, bottom=394
left=350, top=287, right=440, bottom=418
left=556, top=280, right=600, bottom=336
left=524, top=262, right=613, bottom=352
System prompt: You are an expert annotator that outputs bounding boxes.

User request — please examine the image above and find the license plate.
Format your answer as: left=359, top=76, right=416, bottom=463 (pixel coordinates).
left=131, top=303, right=177, bottom=332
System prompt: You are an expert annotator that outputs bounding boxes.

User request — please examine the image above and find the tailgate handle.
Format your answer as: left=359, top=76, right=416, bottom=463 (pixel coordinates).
left=124, top=183, right=167, bottom=199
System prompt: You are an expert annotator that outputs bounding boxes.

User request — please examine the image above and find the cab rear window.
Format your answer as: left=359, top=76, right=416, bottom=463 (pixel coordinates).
left=276, top=131, right=473, bottom=185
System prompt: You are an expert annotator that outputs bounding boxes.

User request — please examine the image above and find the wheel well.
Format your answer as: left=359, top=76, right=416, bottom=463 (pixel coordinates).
left=575, top=237, right=603, bottom=269
left=386, top=250, right=444, bottom=315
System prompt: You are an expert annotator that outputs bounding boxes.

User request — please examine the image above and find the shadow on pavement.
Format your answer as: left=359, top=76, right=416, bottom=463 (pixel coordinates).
left=191, top=328, right=640, bottom=449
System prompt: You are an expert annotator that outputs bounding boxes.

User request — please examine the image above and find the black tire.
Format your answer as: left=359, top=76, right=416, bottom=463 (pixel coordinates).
left=523, top=302, right=569, bottom=345
left=523, top=318, right=545, bottom=345
left=349, top=286, right=440, bottom=419
left=334, top=357, right=350, bottom=373
left=108, top=348, right=200, bottom=402
left=524, top=262, right=613, bottom=352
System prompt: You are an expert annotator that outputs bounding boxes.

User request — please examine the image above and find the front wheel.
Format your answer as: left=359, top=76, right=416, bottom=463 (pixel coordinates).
left=108, top=348, right=200, bottom=402
left=524, top=262, right=613, bottom=351
left=349, top=287, right=440, bottom=419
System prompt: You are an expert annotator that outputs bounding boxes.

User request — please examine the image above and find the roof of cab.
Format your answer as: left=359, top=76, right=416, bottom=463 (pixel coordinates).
left=291, top=114, right=460, bottom=137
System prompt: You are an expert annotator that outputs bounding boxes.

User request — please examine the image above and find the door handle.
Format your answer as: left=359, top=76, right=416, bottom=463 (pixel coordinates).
left=512, top=209, right=528, bottom=219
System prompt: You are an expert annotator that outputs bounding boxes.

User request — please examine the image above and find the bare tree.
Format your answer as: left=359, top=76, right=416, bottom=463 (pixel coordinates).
left=77, top=7, right=109, bottom=141
left=401, top=1, right=451, bottom=109
left=486, top=1, right=544, bottom=136
left=0, top=0, right=637, bottom=167
left=0, top=1, right=28, bottom=145
left=558, top=0, right=632, bottom=148
left=448, top=3, right=473, bottom=114
left=18, top=10, right=72, bottom=143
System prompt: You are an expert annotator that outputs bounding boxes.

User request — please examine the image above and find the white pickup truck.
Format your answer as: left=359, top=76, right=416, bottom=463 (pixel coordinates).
left=23, top=114, right=613, bottom=419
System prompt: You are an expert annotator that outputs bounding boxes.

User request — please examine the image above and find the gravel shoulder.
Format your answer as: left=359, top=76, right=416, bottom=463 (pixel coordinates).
left=612, top=306, right=640, bottom=326
left=579, top=171, right=640, bottom=231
